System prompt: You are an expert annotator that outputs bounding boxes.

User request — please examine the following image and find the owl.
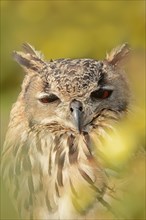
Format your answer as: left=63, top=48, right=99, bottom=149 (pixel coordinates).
left=1, top=43, right=130, bottom=219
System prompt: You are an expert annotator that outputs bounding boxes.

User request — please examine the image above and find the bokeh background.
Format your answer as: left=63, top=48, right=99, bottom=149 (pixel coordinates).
left=1, top=1, right=145, bottom=219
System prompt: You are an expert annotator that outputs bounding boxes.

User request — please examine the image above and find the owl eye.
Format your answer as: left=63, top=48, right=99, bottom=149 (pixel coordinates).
left=90, top=88, right=113, bottom=100
left=39, top=94, right=59, bottom=104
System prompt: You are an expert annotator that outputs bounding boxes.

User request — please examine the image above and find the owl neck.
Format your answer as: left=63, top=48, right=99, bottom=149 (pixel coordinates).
left=47, top=131, right=106, bottom=190
left=44, top=131, right=107, bottom=215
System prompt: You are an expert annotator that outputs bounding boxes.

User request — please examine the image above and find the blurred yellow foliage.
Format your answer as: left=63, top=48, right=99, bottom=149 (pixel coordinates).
left=100, top=108, right=145, bottom=167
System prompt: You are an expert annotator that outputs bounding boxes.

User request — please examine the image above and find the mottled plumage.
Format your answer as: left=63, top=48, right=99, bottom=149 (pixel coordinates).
left=2, top=43, right=130, bottom=219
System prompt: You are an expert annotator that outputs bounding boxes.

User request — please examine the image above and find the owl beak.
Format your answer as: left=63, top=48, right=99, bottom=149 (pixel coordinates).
left=70, top=100, right=83, bottom=133
left=72, top=108, right=83, bottom=133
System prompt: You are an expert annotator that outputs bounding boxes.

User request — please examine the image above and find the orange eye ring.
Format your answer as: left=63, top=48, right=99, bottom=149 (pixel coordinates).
left=39, top=97, right=50, bottom=103
left=102, top=90, right=110, bottom=99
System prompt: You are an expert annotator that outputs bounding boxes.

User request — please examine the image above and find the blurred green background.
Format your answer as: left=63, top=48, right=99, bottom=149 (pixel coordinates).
left=0, top=0, right=145, bottom=219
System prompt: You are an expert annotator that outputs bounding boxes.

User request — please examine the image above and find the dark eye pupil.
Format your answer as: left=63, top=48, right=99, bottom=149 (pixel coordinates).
left=39, top=94, right=59, bottom=103
left=91, top=89, right=112, bottom=100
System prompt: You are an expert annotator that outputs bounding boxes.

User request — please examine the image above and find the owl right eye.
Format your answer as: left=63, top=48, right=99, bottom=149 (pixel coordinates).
left=39, top=94, right=59, bottom=104
left=90, top=88, right=113, bottom=100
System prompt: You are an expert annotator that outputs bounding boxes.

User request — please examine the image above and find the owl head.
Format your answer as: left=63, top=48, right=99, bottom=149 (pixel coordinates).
left=13, top=43, right=130, bottom=135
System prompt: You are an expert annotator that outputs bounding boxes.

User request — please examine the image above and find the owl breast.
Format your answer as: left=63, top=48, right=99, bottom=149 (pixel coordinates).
left=3, top=122, right=108, bottom=219
left=39, top=132, right=107, bottom=219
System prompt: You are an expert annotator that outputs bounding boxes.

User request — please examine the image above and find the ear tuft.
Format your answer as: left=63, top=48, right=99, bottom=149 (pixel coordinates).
left=106, top=43, right=131, bottom=66
left=12, top=43, right=46, bottom=73
left=22, top=43, right=44, bottom=59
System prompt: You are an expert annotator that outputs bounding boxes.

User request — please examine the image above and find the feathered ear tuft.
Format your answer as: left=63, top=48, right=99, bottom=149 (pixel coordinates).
left=22, top=43, right=44, bottom=59
left=12, top=43, right=46, bottom=73
left=106, top=43, right=131, bottom=66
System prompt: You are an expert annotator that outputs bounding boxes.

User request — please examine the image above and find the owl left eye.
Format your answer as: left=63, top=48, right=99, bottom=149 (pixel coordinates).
left=90, top=88, right=113, bottom=100
left=39, top=94, right=59, bottom=104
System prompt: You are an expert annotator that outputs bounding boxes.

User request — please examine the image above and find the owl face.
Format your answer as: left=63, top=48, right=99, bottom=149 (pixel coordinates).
left=14, top=44, right=130, bottom=134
